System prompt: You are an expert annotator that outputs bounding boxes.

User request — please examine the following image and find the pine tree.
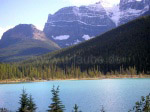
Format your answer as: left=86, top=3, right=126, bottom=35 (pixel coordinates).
left=0, top=108, right=9, bottom=112
left=73, top=104, right=81, bottom=112
left=48, top=86, right=65, bottom=112
left=100, top=106, right=105, bottom=112
left=129, top=93, right=150, bottom=112
left=27, top=95, right=37, bottom=112
left=18, top=89, right=29, bottom=112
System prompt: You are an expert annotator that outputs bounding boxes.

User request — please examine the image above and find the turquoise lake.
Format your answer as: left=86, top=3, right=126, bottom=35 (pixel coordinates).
left=0, top=79, right=150, bottom=112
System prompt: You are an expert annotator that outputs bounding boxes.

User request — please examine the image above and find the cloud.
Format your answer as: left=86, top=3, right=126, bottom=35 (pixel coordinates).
left=64, top=0, right=120, bottom=6
left=0, top=26, right=14, bottom=39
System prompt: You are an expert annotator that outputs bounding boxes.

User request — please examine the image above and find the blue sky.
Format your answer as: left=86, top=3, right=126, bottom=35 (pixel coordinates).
left=0, top=0, right=119, bottom=39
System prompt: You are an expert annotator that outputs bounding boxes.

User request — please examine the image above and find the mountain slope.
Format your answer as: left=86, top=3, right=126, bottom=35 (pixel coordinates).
left=0, top=24, right=60, bottom=62
left=143, top=9, right=150, bottom=16
left=26, top=16, right=150, bottom=74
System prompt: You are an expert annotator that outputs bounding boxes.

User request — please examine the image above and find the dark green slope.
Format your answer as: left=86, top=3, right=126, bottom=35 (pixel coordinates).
left=0, top=39, right=59, bottom=62
left=0, top=24, right=60, bottom=62
left=24, top=16, right=150, bottom=74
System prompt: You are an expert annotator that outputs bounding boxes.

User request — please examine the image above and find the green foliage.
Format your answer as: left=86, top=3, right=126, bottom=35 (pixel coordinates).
left=18, top=89, right=37, bottom=112
left=73, top=104, right=81, bottom=112
left=129, top=94, right=150, bottom=112
left=27, top=95, right=37, bottom=112
left=0, top=108, right=9, bottom=112
left=100, top=106, right=105, bottom=112
left=0, top=62, right=140, bottom=81
left=0, top=38, right=60, bottom=62
left=18, top=89, right=29, bottom=112
left=48, top=86, right=65, bottom=112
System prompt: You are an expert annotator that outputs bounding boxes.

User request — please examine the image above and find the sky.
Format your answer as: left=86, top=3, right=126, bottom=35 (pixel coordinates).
left=0, top=0, right=120, bottom=39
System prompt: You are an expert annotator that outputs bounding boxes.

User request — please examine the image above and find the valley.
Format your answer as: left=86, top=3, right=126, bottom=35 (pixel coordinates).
left=0, top=0, right=150, bottom=111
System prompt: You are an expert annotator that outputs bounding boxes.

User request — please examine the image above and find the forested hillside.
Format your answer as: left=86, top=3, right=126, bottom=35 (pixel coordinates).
left=24, top=16, right=150, bottom=73
left=0, top=16, right=150, bottom=80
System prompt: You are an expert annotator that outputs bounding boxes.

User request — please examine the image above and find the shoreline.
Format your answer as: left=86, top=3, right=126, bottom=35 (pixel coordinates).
left=0, top=75, right=150, bottom=84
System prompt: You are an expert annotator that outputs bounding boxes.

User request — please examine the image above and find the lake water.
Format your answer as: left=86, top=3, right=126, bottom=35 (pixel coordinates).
left=0, top=79, right=150, bottom=112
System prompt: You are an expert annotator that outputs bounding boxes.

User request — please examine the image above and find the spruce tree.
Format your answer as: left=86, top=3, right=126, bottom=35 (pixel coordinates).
left=73, top=104, right=81, bottom=112
left=0, top=108, right=9, bottom=112
left=18, top=89, right=29, bottom=112
left=27, top=95, right=37, bottom=112
left=129, top=93, right=150, bottom=112
left=100, top=106, right=105, bottom=112
left=48, top=86, right=65, bottom=112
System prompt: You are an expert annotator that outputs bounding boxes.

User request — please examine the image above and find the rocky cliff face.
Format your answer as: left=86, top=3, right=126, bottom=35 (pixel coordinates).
left=1, top=24, right=47, bottom=42
left=44, top=3, right=116, bottom=48
left=118, top=0, right=150, bottom=25
left=0, top=24, right=60, bottom=62
left=44, top=0, right=150, bottom=48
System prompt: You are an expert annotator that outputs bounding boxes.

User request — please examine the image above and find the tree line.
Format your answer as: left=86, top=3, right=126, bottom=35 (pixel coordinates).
left=0, top=63, right=141, bottom=81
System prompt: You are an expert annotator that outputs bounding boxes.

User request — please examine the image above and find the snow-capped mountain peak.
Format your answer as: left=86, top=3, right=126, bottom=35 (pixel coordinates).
left=105, top=0, right=150, bottom=25
left=44, top=0, right=150, bottom=48
left=44, top=1, right=115, bottom=48
left=99, top=0, right=118, bottom=8
left=88, top=2, right=104, bottom=12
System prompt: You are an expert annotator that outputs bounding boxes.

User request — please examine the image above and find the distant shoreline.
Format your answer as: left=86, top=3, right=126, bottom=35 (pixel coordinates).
left=0, top=75, right=150, bottom=84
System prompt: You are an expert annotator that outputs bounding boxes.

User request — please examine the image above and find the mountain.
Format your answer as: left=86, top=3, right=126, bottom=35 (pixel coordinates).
left=119, top=0, right=150, bottom=25
left=107, top=0, right=150, bottom=25
left=2, top=16, right=149, bottom=80
left=26, top=16, right=150, bottom=74
left=0, top=24, right=60, bottom=62
left=44, top=0, right=150, bottom=48
left=44, top=3, right=116, bottom=48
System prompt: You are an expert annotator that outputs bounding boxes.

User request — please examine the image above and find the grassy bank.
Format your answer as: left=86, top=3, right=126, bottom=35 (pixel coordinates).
left=0, top=74, right=150, bottom=84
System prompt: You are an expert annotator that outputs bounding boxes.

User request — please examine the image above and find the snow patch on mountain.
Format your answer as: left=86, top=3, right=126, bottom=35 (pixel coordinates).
left=88, top=2, right=105, bottom=12
left=119, top=5, right=149, bottom=20
left=123, top=5, right=149, bottom=15
left=74, top=39, right=81, bottom=44
left=105, top=0, right=150, bottom=26
left=99, top=0, right=120, bottom=8
left=48, top=20, right=107, bottom=26
left=126, top=0, right=142, bottom=3
left=82, top=35, right=94, bottom=40
left=52, top=35, right=70, bottom=40
left=73, top=7, right=80, bottom=16
left=105, top=5, right=121, bottom=26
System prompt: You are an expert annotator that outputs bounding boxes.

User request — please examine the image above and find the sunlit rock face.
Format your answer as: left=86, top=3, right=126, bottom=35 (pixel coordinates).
left=44, top=3, right=116, bottom=48
left=44, top=0, right=150, bottom=48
